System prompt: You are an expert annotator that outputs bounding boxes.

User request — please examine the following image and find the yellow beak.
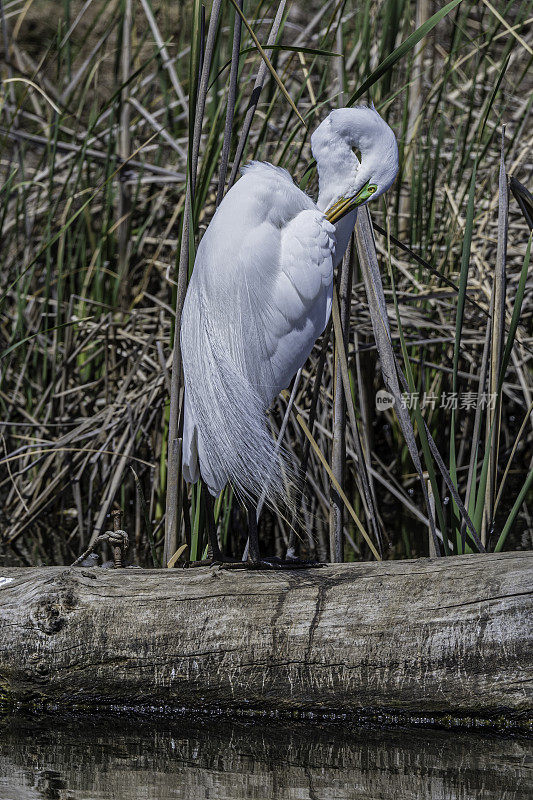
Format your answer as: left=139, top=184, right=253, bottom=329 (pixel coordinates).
left=325, top=181, right=376, bottom=224
left=325, top=196, right=359, bottom=224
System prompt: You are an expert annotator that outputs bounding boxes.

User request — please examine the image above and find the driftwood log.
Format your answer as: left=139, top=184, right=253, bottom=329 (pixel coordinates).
left=0, top=552, right=531, bottom=721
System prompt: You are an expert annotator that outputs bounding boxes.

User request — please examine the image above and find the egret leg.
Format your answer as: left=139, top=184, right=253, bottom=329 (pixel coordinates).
left=205, top=492, right=223, bottom=562
left=189, top=498, right=323, bottom=571
left=242, top=502, right=322, bottom=570
left=245, top=501, right=281, bottom=568
left=186, top=490, right=241, bottom=567
left=247, top=502, right=261, bottom=563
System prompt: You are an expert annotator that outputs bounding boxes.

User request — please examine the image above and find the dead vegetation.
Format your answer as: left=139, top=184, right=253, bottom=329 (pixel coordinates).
left=0, top=0, right=531, bottom=566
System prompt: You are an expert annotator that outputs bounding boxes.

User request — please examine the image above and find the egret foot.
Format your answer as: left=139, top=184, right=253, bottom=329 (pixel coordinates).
left=267, top=555, right=324, bottom=568
left=203, top=558, right=320, bottom=570
left=241, top=502, right=324, bottom=569
left=246, top=557, right=323, bottom=570
left=182, top=490, right=240, bottom=568
left=185, top=555, right=323, bottom=570
left=184, top=555, right=243, bottom=568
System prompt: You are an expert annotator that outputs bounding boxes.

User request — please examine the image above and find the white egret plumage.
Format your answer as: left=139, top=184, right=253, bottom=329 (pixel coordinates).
left=180, top=105, right=398, bottom=564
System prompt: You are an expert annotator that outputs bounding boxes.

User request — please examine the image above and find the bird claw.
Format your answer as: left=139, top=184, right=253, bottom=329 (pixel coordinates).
left=184, top=556, right=243, bottom=569
left=282, top=557, right=324, bottom=568
left=229, top=557, right=324, bottom=570
left=184, top=556, right=324, bottom=570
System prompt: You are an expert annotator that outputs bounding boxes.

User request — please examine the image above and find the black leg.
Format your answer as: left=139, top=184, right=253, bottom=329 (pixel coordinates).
left=247, top=502, right=261, bottom=563
left=205, top=491, right=223, bottom=561
left=188, top=496, right=324, bottom=570
left=243, top=502, right=322, bottom=569
left=186, top=490, right=243, bottom=567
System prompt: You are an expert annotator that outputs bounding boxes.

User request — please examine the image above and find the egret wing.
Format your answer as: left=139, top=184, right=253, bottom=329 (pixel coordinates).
left=181, top=165, right=335, bottom=501
left=260, top=209, right=335, bottom=397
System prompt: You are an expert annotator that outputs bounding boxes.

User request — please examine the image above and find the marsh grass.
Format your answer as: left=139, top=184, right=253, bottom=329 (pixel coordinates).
left=0, top=0, right=531, bottom=566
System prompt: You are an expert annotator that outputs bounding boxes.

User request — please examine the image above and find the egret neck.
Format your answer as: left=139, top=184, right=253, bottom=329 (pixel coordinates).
left=311, top=105, right=399, bottom=263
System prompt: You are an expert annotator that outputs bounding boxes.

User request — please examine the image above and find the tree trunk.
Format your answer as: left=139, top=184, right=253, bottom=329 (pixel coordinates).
left=0, top=553, right=531, bottom=722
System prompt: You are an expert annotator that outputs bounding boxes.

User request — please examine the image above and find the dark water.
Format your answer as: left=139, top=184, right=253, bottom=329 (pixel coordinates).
left=0, top=714, right=531, bottom=800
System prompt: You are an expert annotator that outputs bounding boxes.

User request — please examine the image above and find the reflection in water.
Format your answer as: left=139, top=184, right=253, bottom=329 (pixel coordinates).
left=0, top=714, right=531, bottom=800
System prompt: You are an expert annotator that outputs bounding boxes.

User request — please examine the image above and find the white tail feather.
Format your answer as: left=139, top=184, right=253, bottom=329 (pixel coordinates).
left=181, top=286, right=292, bottom=507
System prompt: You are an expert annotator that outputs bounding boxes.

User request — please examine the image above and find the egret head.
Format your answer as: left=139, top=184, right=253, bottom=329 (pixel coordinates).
left=311, top=105, right=399, bottom=221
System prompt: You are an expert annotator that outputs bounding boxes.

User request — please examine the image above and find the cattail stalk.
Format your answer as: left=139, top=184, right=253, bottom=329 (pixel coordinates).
left=117, top=0, right=132, bottom=307
left=164, top=0, right=222, bottom=566
left=227, top=0, right=287, bottom=190
left=330, top=239, right=352, bottom=562
left=482, top=129, right=508, bottom=546
left=216, top=0, right=242, bottom=206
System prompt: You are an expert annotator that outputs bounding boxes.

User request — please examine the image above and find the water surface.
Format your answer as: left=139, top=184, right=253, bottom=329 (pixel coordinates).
left=0, top=714, right=531, bottom=800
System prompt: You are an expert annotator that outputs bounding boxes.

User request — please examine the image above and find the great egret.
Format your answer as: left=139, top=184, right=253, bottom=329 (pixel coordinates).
left=181, top=105, right=399, bottom=565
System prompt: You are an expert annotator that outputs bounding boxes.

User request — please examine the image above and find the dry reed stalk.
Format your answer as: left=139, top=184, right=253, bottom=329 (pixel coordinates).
left=286, top=318, right=333, bottom=557
left=331, top=286, right=382, bottom=556
left=256, top=368, right=302, bottom=520
left=462, top=297, right=493, bottom=542
left=426, top=473, right=437, bottom=558
left=303, top=408, right=438, bottom=533
left=227, top=0, right=287, bottom=190
left=398, top=0, right=429, bottom=236
left=0, top=126, right=185, bottom=179
left=335, top=3, right=344, bottom=107
left=127, top=96, right=186, bottom=159
left=329, top=245, right=351, bottom=561
left=355, top=207, right=441, bottom=555
left=297, top=413, right=380, bottom=561
left=217, top=0, right=242, bottom=206
left=164, top=0, right=222, bottom=565
left=329, top=2, right=347, bottom=563
left=0, top=0, right=30, bottom=246
left=482, top=130, right=508, bottom=546
left=59, top=21, right=116, bottom=104
left=117, top=0, right=132, bottom=308
left=139, top=0, right=188, bottom=115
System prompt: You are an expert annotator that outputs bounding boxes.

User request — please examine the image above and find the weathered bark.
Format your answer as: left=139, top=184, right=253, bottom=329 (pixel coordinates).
left=0, top=553, right=531, bottom=719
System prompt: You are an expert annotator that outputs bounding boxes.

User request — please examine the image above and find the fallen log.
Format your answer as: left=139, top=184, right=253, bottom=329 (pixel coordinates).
left=0, top=552, right=531, bottom=722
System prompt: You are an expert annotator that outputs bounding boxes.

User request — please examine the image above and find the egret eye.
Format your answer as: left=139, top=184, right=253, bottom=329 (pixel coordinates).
left=368, top=185, right=377, bottom=194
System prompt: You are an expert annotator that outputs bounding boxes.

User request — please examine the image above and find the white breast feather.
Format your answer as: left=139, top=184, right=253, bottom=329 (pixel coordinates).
left=181, top=165, right=336, bottom=506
